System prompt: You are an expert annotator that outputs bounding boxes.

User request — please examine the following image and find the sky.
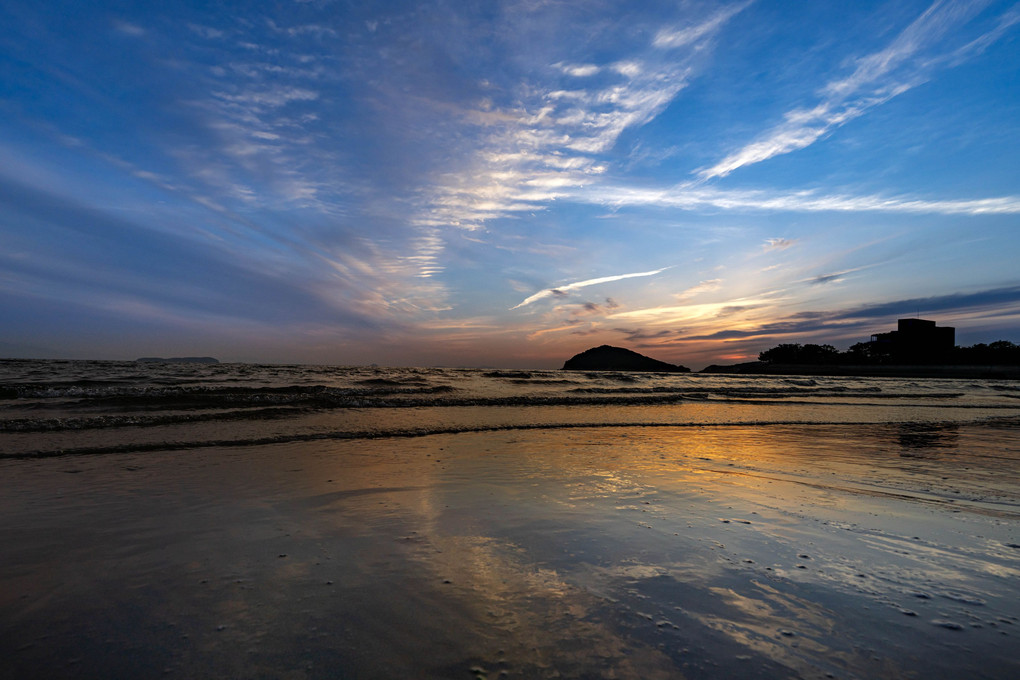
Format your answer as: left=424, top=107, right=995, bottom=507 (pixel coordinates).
left=1, top=0, right=1019, bottom=369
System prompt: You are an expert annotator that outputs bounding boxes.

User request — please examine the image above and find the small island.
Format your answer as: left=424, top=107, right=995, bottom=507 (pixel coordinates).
left=563, top=345, right=690, bottom=372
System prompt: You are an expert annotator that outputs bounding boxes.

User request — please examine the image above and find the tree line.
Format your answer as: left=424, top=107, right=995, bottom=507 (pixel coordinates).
left=758, top=341, right=1020, bottom=366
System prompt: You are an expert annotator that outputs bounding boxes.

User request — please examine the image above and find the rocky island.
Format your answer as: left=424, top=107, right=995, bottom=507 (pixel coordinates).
left=562, top=345, right=689, bottom=372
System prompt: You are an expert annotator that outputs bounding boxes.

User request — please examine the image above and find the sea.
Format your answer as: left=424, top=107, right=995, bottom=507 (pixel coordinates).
left=4, top=358, right=1020, bottom=679
left=3, top=358, right=1020, bottom=459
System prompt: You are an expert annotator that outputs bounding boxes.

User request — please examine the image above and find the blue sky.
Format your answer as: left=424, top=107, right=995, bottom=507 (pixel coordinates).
left=1, top=0, right=1018, bottom=368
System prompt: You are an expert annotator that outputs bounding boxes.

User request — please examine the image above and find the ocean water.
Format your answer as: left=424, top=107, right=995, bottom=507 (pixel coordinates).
left=3, top=358, right=1020, bottom=459
left=3, top=359, right=1020, bottom=678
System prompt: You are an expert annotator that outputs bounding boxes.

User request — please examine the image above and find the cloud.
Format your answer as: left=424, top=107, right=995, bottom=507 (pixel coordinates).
left=407, top=1, right=749, bottom=262
left=266, top=20, right=338, bottom=38
left=189, top=24, right=225, bottom=40
left=511, top=267, right=671, bottom=310
left=389, top=1, right=1016, bottom=291
left=558, top=63, right=600, bottom=77
left=801, top=264, right=875, bottom=286
left=562, top=298, right=621, bottom=324
left=579, top=298, right=620, bottom=315
left=835, top=285, right=1020, bottom=321
left=0, top=172, right=378, bottom=328
left=113, top=20, right=145, bottom=37
left=810, top=272, right=846, bottom=285
left=675, top=279, right=723, bottom=301
left=763, top=238, right=796, bottom=251
left=586, top=183, right=1020, bottom=215
left=210, top=87, right=320, bottom=108
left=608, top=294, right=782, bottom=325
left=677, top=284, right=1020, bottom=343
left=698, top=0, right=1013, bottom=179
left=946, top=5, right=1020, bottom=64
left=613, top=327, right=680, bottom=343
left=653, top=1, right=753, bottom=49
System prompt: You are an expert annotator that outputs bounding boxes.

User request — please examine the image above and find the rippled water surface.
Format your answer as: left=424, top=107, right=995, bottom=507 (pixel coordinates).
left=3, top=359, right=1020, bottom=458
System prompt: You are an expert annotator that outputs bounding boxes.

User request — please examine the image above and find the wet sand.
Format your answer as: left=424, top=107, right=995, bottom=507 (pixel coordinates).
left=2, top=423, right=1019, bottom=679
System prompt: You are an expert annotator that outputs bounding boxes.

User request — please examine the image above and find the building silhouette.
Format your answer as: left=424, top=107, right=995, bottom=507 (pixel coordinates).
left=869, top=319, right=955, bottom=361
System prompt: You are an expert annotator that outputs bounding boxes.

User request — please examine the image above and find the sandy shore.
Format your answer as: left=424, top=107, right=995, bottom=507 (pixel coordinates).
left=2, top=423, right=1019, bottom=679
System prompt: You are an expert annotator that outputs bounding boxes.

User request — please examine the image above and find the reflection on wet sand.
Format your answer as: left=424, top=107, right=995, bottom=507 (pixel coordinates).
left=897, top=422, right=960, bottom=454
left=1, top=422, right=1019, bottom=678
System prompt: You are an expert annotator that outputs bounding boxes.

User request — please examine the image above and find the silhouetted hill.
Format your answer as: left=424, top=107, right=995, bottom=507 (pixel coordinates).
left=563, top=346, right=689, bottom=372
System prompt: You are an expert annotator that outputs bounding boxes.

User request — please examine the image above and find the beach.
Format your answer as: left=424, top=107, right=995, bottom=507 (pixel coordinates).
left=2, top=361, right=1019, bottom=678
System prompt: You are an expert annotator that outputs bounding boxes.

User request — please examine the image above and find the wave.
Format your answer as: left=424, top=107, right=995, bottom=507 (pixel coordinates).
left=567, top=386, right=967, bottom=400
left=0, top=393, right=698, bottom=432
left=0, top=406, right=302, bottom=432
left=8, top=416, right=1020, bottom=460
left=3, top=386, right=1011, bottom=433
left=355, top=378, right=432, bottom=387
left=0, top=382, right=459, bottom=405
left=0, top=387, right=974, bottom=406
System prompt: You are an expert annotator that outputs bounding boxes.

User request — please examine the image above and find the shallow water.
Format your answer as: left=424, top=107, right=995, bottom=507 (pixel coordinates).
left=1, top=361, right=1019, bottom=678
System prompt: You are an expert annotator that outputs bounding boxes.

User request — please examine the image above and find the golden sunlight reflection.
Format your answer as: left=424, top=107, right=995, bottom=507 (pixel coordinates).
left=3, top=420, right=1019, bottom=678
left=297, top=422, right=1020, bottom=676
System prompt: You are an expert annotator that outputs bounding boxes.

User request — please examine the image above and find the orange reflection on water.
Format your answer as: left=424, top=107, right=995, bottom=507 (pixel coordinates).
left=3, top=420, right=1019, bottom=678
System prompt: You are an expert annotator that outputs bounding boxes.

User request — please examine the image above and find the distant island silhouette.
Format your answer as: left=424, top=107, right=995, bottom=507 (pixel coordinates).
left=136, top=357, right=220, bottom=364
left=703, top=318, right=1020, bottom=378
left=564, top=320, right=1020, bottom=378
left=563, top=345, right=690, bottom=372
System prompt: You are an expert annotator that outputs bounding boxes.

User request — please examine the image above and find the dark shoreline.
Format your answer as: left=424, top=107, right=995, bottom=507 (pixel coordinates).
left=700, top=362, right=1020, bottom=379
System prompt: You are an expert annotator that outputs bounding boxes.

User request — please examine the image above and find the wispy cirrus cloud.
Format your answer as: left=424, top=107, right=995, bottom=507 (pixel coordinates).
left=556, top=63, right=601, bottom=77
left=653, top=1, right=754, bottom=49
left=113, top=19, right=146, bottom=37
left=801, top=264, right=875, bottom=286
left=613, top=327, right=681, bottom=343
left=698, top=0, right=1012, bottom=180
left=607, top=294, right=783, bottom=325
left=408, top=2, right=751, bottom=276
left=511, top=267, right=672, bottom=310
left=585, top=182, right=1020, bottom=215
left=675, top=279, right=723, bottom=301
